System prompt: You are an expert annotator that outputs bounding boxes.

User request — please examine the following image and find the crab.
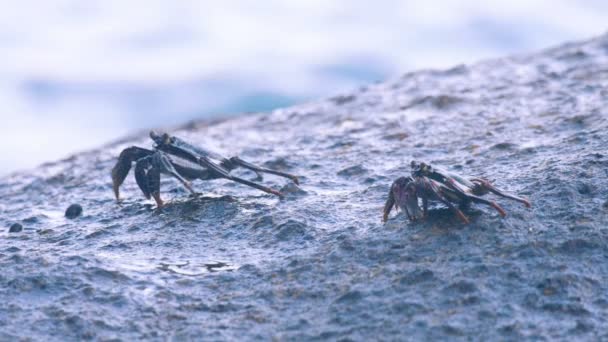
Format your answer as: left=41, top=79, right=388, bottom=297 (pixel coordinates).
left=111, top=131, right=299, bottom=207
left=383, top=161, right=531, bottom=224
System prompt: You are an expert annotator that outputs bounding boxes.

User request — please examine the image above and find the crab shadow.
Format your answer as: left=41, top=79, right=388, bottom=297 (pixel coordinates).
left=390, top=207, right=484, bottom=229
left=155, top=194, right=241, bottom=220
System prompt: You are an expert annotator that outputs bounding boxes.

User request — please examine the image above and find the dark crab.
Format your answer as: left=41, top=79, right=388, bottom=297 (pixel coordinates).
left=111, top=131, right=299, bottom=207
left=383, top=161, right=531, bottom=224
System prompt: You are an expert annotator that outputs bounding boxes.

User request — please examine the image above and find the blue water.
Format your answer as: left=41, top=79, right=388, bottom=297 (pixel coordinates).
left=0, top=0, right=607, bottom=175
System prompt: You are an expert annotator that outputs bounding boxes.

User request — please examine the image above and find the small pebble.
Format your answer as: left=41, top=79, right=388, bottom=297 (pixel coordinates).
left=576, top=182, right=592, bottom=195
left=65, top=204, right=83, bottom=219
left=9, top=223, right=23, bottom=233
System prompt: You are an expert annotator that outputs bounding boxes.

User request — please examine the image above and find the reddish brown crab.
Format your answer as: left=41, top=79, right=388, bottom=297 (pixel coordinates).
left=383, top=161, right=531, bottom=224
left=111, top=131, right=299, bottom=207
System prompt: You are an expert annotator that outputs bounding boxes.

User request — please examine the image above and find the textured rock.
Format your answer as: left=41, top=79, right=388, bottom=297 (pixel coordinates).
left=0, top=34, right=607, bottom=340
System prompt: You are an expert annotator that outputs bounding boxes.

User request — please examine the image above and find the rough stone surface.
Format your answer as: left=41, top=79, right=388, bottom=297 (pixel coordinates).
left=0, top=34, right=607, bottom=340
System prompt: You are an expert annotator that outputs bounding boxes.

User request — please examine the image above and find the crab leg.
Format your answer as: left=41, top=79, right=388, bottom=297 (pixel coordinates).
left=405, top=180, right=426, bottom=221
left=422, top=197, right=429, bottom=219
left=134, top=155, right=160, bottom=204
left=471, top=178, right=531, bottom=208
left=461, top=193, right=507, bottom=217
left=153, top=152, right=195, bottom=194
left=403, top=188, right=420, bottom=221
left=134, top=152, right=196, bottom=207
left=226, top=156, right=299, bottom=185
left=421, top=178, right=470, bottom=224
left=196, top=155, right=284, bottom=198
left=382, top=185, right=396, bottom=223
left=172, top=163, right=217, bottom=181
left=226, top=175, right=284, bottom=198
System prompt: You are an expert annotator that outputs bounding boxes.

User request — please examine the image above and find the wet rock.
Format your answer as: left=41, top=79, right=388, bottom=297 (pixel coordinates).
left=537, top=277, right=567, bottom=296
left=65, top=204, right=83, bottom=219
left=251, top=215, right=274, bottom=230
left=391, top=302, right=426, bottom=315
left=440, top=325, right=464, bottom=336
left=383, top=132, right=409, bottom=141
left=337, top=165, right=368, bottom=177
left=280, top=183, right=307, bottom=196
left=556, top=239, right=599, bottom=255
left=335, top=290, right=363, bottom=304
left=85, top=229, right=109, bottom=240
left=541, top=302, right=590, bottom=316
left=238, top=264, right=261, bottom=275
left=275, top=220, right=311, bottom=241
left=576, top=182, right=593, bottom=195
left=9, top=223, right=23, bottom=233
left=569, top=320, right=594, bottom=334
left=263, top=157, right=293, bottom=170
left=329, top=140, right=356, bottom=149
left=444, top=280, right=478, bottom=294
left=399, top=269, right=435, bottom=285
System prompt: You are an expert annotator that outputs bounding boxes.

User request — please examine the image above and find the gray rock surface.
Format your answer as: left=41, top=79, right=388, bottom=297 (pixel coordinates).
left=1, top=34, right=607, bottom=340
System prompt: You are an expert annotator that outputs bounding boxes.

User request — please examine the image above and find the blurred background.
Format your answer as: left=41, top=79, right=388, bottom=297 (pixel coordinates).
left=1, top=0, right=607, bottom=176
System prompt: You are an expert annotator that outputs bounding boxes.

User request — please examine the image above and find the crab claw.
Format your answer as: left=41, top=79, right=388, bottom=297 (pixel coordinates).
left=402, top=188, right=424, bottom=222
left=111, top=146, right=155, bottom=201
left=389, top=177, right=423, bottom=221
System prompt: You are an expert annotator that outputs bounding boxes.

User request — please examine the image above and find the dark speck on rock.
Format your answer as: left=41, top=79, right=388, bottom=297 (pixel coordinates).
left=383, top=132, right=409, bottom=141
left=9, top=223, right=23, bottom=233
left=402, top=94, right=464, bottom=111
left=65, top=204, right=83, bottom=219
left=491, top=142, right=518, bottom=150
left=330, top=94, right=356, bottom=105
